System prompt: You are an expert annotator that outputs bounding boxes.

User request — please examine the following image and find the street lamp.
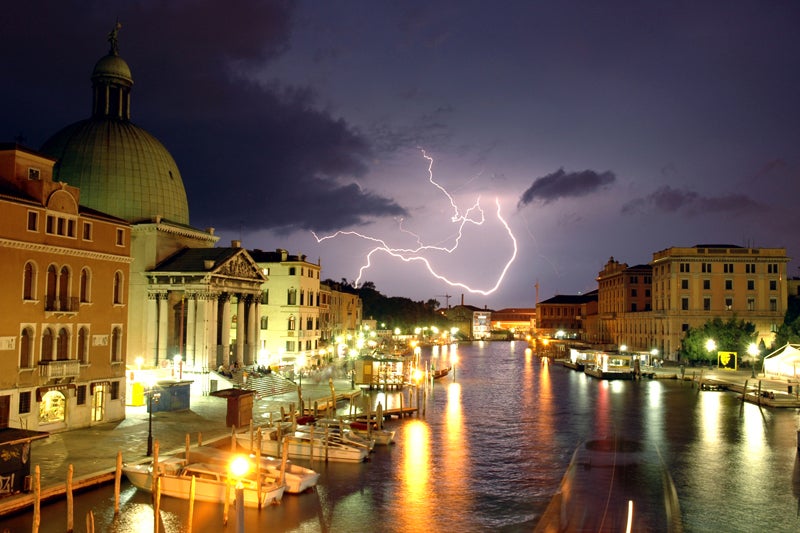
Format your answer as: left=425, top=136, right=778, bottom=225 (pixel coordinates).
left=146, top=378, right=160, bottom=457
left=706, top=339, right=717, bottom=368
left=229, top=454, right=250, bottom=533
left=748, top=343, right=760, bottom=378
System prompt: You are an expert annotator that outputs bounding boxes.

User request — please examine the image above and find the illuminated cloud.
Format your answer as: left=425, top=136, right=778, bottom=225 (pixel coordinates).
left=621, top=186, right=760, bottom=216
left=517, top=169, right=616, bottom=208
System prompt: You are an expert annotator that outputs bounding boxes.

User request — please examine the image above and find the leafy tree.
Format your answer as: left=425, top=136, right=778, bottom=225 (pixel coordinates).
left=679, top=317, right=757, bottom=365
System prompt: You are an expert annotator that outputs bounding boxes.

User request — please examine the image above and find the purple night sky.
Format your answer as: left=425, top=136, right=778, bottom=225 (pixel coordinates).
left=2, top=1, right=799, bottom=309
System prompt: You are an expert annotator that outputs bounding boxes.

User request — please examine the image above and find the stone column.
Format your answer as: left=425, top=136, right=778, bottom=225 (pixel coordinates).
left=236, top=295, right=246, bottom=363
left=146, top=294, right=158, bottom=365
left=185, top=294, right=197, bottom=367
left=221, top=294, right=231, bottom=367
left=194, top=293, right=208, bottom=371
left=247, top=296, right=258, bottom=365
left=157, top=293, right=169, bottom=365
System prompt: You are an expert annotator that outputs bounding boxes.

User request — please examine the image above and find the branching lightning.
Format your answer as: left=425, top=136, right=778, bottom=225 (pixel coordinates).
left=313, top=150, right=518, bottom=295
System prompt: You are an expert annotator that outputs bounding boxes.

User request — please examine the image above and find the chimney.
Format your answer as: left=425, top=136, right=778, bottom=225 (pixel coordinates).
left=461, top=294, right=464, bottom=306
left=231, top=240, right=241, bottom=248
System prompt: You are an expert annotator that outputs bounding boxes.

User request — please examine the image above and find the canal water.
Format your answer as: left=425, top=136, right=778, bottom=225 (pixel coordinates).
left=3, top=341, right=800, bottom=532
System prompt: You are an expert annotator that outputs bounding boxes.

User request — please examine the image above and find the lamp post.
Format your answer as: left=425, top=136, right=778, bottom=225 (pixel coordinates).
left=748, top=343, right=759, bottom=378
left=146, top=380, right=160, bottom=457
left=706, top=339, right=717, bottom=369
left=229, top=455, right=250, bottom=533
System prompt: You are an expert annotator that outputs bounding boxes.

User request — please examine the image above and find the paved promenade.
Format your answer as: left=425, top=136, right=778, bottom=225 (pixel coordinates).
left=0, top=375, right=357, bottom=515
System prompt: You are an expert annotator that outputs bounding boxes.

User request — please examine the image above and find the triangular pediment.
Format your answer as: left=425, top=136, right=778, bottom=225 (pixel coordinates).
left=215, top=249, right=266, bottom=281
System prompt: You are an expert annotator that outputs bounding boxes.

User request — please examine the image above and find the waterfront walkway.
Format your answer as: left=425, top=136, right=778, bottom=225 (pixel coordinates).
left=565, top=359, right=800, bottom=407
left=0, top=374, right=358, bottom=516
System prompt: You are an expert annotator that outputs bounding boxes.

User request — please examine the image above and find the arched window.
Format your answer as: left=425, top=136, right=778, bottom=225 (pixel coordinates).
left=80, top=268, right=90, bottom=303
left=287, top=288, right=296, bottom=305
left=111, top=326, right=122, bottom=362
left=46, top=265, right=57, bottom=310
left=39, top=391, right=66, bottom=424
left=56, top=328, right=69, bottom=360
left=41, top=328, right=54, bottom=361
left=23, top=262, right=36, bottom=300
left=20, top=327, right=33, bottom=368
left=77, top=327, right=89, bottom=364
left=113, top=271, right=123, bottom=304
left=59, top=266, right=70, bottom=311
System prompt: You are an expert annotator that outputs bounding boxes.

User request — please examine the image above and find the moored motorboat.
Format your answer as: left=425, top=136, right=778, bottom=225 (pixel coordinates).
left=348, top=421, right=396, bottom=445
left=235, top=426, right=368, bottom=463
left=123, top=456, right=285, bottom=508
left=181, top=445, right=320, bottom=494
left=431, top=366, right=451, bottom=379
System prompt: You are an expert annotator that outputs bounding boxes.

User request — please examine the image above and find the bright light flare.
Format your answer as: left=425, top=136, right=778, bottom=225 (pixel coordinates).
left=313, top=150, right=518, bottom=295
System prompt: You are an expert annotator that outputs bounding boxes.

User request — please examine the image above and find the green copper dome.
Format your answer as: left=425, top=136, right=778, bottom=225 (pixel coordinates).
left=41, top=119, right=189, bottom=224
left=40, top=27, right=190, bottom=225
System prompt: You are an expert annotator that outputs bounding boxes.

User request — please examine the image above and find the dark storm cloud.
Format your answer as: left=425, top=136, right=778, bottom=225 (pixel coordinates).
left=0, top=1, right=406, bottom=233
left=517, top=169, right=616, bottom=208
left=621, top=186, right=760, bottom=216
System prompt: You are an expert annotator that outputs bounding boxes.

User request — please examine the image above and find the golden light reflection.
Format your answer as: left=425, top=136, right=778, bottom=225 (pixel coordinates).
left=399, top=420, right=431, bottom=530
left=699, top=391, right=721, bottom=444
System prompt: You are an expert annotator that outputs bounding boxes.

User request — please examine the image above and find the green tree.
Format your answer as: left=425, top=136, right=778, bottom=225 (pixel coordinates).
left=679, top=317, right=757, bottom=365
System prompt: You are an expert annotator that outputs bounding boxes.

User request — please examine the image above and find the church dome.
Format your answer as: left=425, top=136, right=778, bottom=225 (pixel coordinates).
left=40, top=27, right=189, bottom=225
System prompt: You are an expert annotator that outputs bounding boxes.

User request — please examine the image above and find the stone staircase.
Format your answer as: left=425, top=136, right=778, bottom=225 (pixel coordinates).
left=233, top=371, right=298, bottom=398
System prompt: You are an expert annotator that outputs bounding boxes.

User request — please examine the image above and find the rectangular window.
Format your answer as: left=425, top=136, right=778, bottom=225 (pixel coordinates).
left=27, top=211, right=38, bottom=231
left=631, top=288, right=637, bottom=297
left=745, top=263, right=756, bottom=274
left=680, top=262, right=690, bottom=273
left=723, top=263, right=734, bottom=273
left=768, top=263, right=778, bottom=274
left=701, top=263, right=712, bottom=273
left=116, top=228, right=125, bottom=246
left=725, top=297, right=733, bottom=309
left=260, top=316, right=268, bottom=329
left=747, top=280, right=754, bottom=290
left=703, top=298, right=711, bottom=311
left=76, top=385, right=87, bottom=405
left=28, top=168, right=40, bottom=180
left=82, top=222, right=93, bottom=241
left=46, top=215, right=55, bottom=234
left=261, top=290, right=268, bottom=305
left=725, top=279, right=733, bottom=290
left=631, top=303, right=637, bottom=312
left=770, top=298, right=778, bottom=312
left=630, top=276, right=638, bottom=283
left=747, top=298, right=755, bottom=311
left=682, top=323, right=689, bottom=332
left=770, top=280, right=777, bottom=291
left=681, top=279, right=689, bottom=290
left=703, top=279, right=710, bottom=290
left=285, top=341, right=296, bottom=352
left=110, top=381, right=120, bottom=400
left=287, top=290, right=296, bottom=305
left=645, top=289, right=651, bottom=297
left=681, top=297, right=689, bottom=311
left=18, top=391, right=31, bottom=414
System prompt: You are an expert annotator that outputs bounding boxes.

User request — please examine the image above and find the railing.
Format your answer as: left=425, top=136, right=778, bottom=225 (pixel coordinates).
left=45, top=296, right=79, bottom=313
left=39, top=359, right=81, bottom=379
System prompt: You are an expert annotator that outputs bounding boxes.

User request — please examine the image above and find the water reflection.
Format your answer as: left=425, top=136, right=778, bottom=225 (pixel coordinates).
left=398, top=419, right=431, bottom=530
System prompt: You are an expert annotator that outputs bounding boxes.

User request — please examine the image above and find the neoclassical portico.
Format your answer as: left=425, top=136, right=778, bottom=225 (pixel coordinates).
left=143, top=246, right=265, bottom=372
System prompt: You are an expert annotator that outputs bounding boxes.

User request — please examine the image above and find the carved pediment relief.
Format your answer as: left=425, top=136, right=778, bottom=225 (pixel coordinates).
left=217, top=252, right=264, bottom=280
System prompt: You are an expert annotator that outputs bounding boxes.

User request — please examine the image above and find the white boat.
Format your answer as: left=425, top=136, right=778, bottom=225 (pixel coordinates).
left=297, top=419, right=376, bottom=452
left=182, top=445, right=320, bottom=494
left=236, top=426, right=368, bottom=463
left=123, top=456, right=285, bottom=508
left=347, top=421, right=396, bottom=445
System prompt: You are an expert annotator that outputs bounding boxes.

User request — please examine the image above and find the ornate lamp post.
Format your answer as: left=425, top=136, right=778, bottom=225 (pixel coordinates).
left=229, top=454, right=250, bottom=533
left=145, top=378, right=161, bottom=457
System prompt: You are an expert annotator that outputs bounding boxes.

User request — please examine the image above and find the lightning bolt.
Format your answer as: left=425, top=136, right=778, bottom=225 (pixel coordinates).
left=313, top=150, right=518, bottom=296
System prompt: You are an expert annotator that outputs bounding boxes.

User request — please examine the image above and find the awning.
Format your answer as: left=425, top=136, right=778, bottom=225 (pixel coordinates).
left=90, top=381, right=111, bottom=395
left=36, top=384, right=76, bottom=402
